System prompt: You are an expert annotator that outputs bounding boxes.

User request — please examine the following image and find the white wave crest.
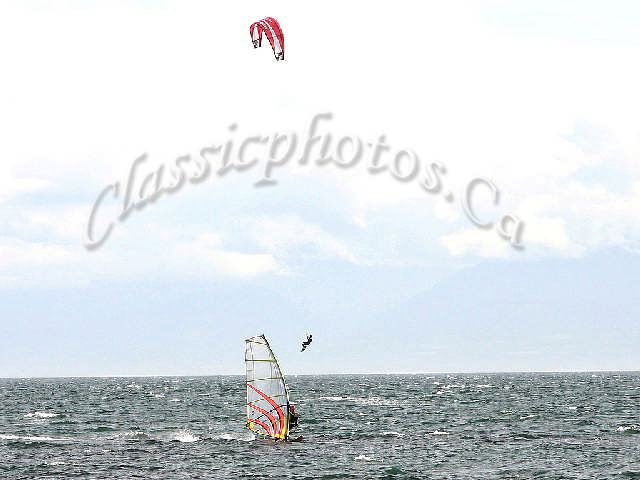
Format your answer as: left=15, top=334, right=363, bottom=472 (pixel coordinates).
left=120, top=430, right=149, bottom=440
left=617, top=425, right=640, bottom=433
left=24, top=411, right=59, bottom=419
left=214, top=432, right=255, bottom=442
left=171, top=430, right=200, bottom=443
left=355, top=454, right=374, bottom=462
left=0, top=434, right=69, bottom=442
left=320, top=395, right=400, bottom=407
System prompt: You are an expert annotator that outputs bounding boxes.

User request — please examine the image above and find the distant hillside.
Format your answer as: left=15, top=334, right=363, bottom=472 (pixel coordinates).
left=352, top=249, right=640, bottom=372
left=0, top=281, right=305, bottom=377
left=2, top=250, right=638, bottom=376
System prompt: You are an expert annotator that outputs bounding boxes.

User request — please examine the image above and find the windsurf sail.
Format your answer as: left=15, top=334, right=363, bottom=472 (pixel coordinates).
left=245, top=335, right=291, bottom=440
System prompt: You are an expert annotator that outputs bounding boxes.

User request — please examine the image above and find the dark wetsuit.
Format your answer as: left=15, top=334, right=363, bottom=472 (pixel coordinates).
left=289, top=409, right=299, bottom=429
left=301, top=335, right=313, bottom=352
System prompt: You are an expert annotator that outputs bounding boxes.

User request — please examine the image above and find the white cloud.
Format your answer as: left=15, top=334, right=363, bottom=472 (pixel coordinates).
left=0, top=237, right=72, bottom=269
left=441, top=228, right=511, bottom=258
left=443, top=177, right=640, bottom=258
left=252, top=215, right=358, bottom=264
left=0, top=0, right=638, bottom=277
left=199, top=249, right=278, bottom=277
left=0, top=175, right=52, bottom=203
left=560, top=181, right=640, bottom=250
left=174, top=232, right=279, bottom=278
left=521, top=217, right=574, bottom=252
left=9, top=205, right=88, bottom=241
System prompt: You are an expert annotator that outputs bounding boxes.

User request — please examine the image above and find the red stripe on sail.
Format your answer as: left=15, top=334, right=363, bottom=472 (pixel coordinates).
left=251, top=418, right=272, bottom=436
left=247, top=383, right=285, bottom=436
left=248, top=402, right=278, bottom=435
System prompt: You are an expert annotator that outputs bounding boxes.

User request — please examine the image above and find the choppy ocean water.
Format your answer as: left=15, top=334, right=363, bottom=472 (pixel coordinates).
left=0, top=373, right=638, bottom=479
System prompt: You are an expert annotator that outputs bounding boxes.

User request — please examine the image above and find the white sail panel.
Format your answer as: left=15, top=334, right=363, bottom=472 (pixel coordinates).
left=245, top=335, right=290, bottom=439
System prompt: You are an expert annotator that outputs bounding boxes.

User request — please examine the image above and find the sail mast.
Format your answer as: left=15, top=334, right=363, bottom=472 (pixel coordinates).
left=261, top=334, right=291, bottom=407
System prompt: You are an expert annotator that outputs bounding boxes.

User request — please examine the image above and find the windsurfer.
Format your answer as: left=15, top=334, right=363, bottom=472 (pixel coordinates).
left=288, top=403, right=299, bottom=429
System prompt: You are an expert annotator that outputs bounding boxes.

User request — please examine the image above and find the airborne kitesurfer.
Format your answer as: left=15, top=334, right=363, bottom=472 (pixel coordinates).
left=301, top=334, right=312, bottom=352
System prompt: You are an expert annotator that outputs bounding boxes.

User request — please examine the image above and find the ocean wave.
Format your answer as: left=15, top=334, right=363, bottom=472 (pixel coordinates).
left=354, top=454, right=374, bottom=462
left=119, top=430, right=150, bottom=440
left=92, top=426, right=116, bottom=432
left=24, top=411, right=59, bottom=419
left=351, top=396, right=402, bottom=407
left=318, top=396, right=401, bottom=407
left=620, top=471, right=640, bottom=479
left=213, top=432, right=255, bottom=442
left=119, top=429, right=201, bottom=443
left=616, top=425, right=640, bottom=434
left=319, top=396, right=347, bottom=401
left=428, top=430, right=450, bottom=435
left=0, top=434, right=70, bottom=442
left=380, top=431, right=404, bottom=437
left=170, top=430, right=200, bottom=443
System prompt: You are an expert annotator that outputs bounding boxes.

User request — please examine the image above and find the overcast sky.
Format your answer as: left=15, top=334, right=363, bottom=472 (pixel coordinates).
left=1, top=1, right=639, bottom=377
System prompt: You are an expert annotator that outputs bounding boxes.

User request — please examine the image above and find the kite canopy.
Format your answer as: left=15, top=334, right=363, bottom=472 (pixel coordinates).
left=250, top=17, right=284, bottom=61
left=245, top=335, right=291, bottom=440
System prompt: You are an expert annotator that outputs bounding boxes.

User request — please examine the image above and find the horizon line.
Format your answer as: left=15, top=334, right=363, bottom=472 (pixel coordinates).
left=1, top=368, right=639, bottom=380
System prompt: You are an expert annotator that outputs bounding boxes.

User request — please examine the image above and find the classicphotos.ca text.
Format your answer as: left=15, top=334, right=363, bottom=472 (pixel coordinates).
left=84, top=113, right=524, bottom=250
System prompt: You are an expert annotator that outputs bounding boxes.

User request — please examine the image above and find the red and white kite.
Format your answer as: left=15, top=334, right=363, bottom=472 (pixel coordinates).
left=250, top=17, right=284, bottom=61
